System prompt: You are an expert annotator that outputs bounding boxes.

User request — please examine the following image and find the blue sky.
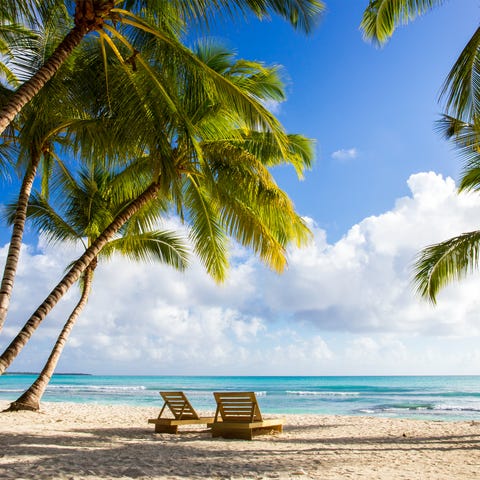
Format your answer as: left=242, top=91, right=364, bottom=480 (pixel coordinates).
left=208, top=1, right=478, bottom=240
left=1, top=1, right=480, bottom=376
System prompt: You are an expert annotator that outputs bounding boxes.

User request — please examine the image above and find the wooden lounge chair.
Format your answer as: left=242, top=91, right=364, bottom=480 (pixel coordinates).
left=211, top=391, right=284, bottom=440
left=148, top=391, right=215, bottom=433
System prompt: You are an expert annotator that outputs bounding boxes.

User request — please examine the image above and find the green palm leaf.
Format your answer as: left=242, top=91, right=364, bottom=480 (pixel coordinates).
left=436, top=115, right=480, bottom=193
left=184, top=174, right=229, bottom=282
left=133, top=0, right=325, bottom=33
left=100, top=230, right=189, bottom=270
left=115, top=11, right=291, bottom=153
left=360, top=0, right=445, bottom=45
left=3, top=192, right=84, bottom=247
left=440, top=27, right=480, bottom=121
left=413, top=230, right=480, bottom=303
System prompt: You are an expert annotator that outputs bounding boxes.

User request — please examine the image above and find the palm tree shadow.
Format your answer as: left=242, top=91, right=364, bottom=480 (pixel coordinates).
left=2, top=423, right=480, bottom=479
left=0, top=427, right=305, bottom=479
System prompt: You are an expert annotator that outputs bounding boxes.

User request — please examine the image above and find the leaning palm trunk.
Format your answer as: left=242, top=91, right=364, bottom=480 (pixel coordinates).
left=5, top=263, right=95, bottom=412
left=0, top=151, right=42, bottom=332
left=0, top=0, right=117, bottom=137
left=0, top=25, right=87, bottom=136
left=0, top=180, right=160, bottom=374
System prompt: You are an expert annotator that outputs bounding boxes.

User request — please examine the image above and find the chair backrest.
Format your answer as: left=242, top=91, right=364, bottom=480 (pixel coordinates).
left=159, top=391, right=199, bottom=420
left=213, top=392, right=263, bottom=422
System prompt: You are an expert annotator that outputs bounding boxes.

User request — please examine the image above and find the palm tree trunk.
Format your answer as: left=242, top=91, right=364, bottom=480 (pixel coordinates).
left=0, top=0, right=118, bottom=136
left=5, top=263, right=95, bottom=412
left=0, top=25, right=88, bottom=137
left=0, top=180, right=160, bottom=374
left=0, top=150, right=41, bottom=332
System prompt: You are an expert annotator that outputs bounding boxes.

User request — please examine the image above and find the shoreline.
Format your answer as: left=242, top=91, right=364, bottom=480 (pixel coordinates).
left=1, top=401, right=479, bottom=479
left=3, top=374, right=480, bottom=422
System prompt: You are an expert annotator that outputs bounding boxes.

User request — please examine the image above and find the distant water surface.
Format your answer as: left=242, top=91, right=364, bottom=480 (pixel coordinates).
left=2, top=375, right=480, bottom=421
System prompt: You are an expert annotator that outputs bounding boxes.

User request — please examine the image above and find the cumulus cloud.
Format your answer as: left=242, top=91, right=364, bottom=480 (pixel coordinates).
left=250, top=171, right=480, bottom=372
left=263, top=172, right=480, bottom=338
left=331, top=148, right=358, bottom=161
left=2, top=171, right=480, bottom=374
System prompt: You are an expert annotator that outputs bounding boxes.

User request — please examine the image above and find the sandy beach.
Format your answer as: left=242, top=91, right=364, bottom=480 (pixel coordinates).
left=1, top=401, right=479, bottom=479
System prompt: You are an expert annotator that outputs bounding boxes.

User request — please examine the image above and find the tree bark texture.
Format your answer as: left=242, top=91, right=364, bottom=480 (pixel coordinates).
left=6, top=265, right=95, bottom=412
left=0, top=151, right=42, bottom=332
left=0, top=1, right=118, bottom=322
left=0, top=181, right=160, bottom=374
left=0, top=25, right=88, bottom=137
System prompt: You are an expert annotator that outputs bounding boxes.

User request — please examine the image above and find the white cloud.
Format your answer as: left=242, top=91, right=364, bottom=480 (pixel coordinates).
left=331, top=147, right=358, bottom=161
left=2, top=171, right=480, bottom=375
left=263, top=172, right=480, bottom=338
left=261, top=99, right=282, bottom=115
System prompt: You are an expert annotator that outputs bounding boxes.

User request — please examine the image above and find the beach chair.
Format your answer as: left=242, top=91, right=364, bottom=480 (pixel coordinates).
left=148, top=391, right=215, bottom=433
left=211, top=391, right=284, bottom=440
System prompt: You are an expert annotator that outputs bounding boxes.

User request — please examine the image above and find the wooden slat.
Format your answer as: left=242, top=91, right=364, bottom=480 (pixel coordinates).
left=211, top=392, right=284, bottom=440
left=160, top=391, right=199, bottom=420
left=214, top=392, right=263, bottom=422
left=148, top=391, right=214, bottom=434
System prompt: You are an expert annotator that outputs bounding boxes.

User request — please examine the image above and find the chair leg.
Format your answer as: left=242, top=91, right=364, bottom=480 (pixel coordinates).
left=155, top=424, right=179, bottom=434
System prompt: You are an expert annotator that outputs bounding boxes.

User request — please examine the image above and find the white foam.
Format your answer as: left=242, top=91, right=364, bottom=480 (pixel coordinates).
left=286, top=391, right=360, bottom=397
left=46, top=385, right=146, bottom=392
left=433, top=403, right=480, bottom=412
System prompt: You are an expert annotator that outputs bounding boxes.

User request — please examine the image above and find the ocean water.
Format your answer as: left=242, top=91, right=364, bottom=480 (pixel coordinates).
left=2, top=375, right=480, bottom=421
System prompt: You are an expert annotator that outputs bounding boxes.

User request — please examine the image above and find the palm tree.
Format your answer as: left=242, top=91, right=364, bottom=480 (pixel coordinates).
left=3, top=161, right=189, bottom=411
left=0, top=42, right=314, bottom=374
left=0, top=23, right=74, bottom=331
left=0, top=19, right=130, bottom=332
left=0, top=4, right=38, bottom=175
left=0, top=0, right=325, bottom=136
left=0, top=9, right=189, bottom=331
left=0, top=0, right=323, bottom=328
left=361, top=2, right=480, bottom=302
left=0, top=86, right=17, bottom=178
left=413, top=115, right=480, bottom=302
left=0, top=1, right=70, bottom=94
left=360, top=0, right=480, bottom=122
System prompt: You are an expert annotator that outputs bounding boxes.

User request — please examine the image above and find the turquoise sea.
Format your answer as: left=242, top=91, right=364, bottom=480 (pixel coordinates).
left=2, top=375, right=480, bottom=421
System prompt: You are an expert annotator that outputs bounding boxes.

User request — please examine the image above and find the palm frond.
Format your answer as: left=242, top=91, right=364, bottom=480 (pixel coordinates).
left=436, top=115, right=480, bottom=193
left=413, top=230, right=480, bottom=303
left=361, top=0, right=445, bottom=45
left=198, top=133, right=312, bottom=271
left=113, top=10, right=291, bottom=154
left=3, top=192, right=85, bottom=247
left=0, top=0, right=67, bottom=26
left=440, top=27, right=480, bottom=122
left=216, top=167, right=310, bottom=263
left=231, top=0, right=325, bottom=33
left=3, top=6, right=72, bottom=85
left=137, top=0, right=325, bottom=33
left=100, top=230, right=189, bottom=270
left=184, top=174, right=229, bottom=282
left=0, top=88, right=18, bottom=176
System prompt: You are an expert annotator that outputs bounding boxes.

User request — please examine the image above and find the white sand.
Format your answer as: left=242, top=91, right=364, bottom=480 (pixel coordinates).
left=0, top=401, right=479, bottom=479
